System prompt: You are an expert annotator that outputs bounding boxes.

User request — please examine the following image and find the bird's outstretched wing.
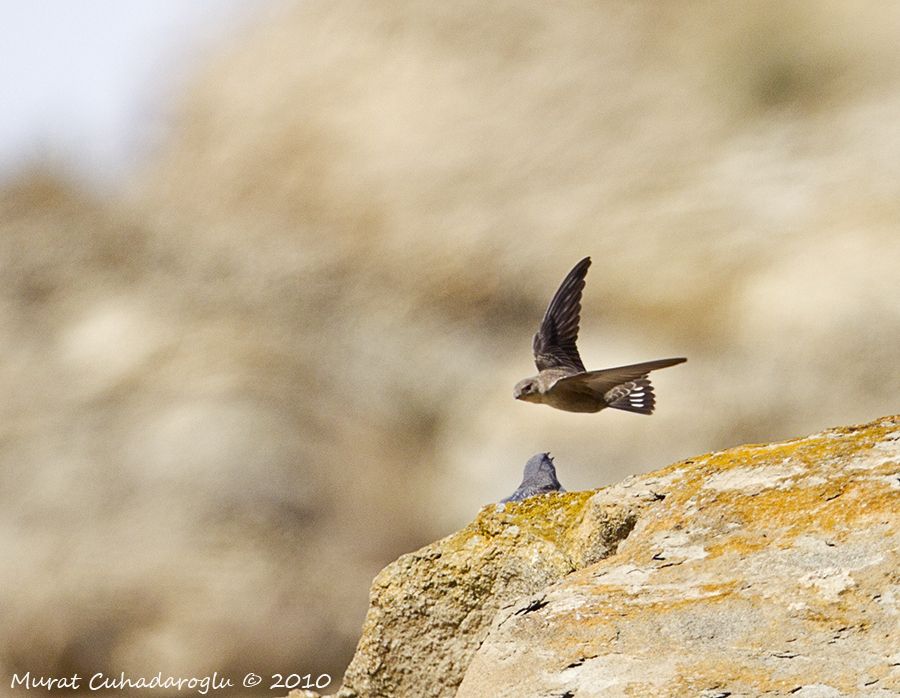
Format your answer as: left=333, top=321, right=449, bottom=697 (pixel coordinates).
left=552, top=357, right=687, bottom=398
left=532, top=257, right=591, bottom=372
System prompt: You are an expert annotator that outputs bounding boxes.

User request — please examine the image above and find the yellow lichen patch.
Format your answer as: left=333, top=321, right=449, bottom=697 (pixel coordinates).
left=654, top=417, right=899, bottom=498
left=698, top=580, right=743, bottom=597
left=704, top=534, right=775, bottom=559
left=616, top=418, right=900, bottom=561
left=481, top=490, right=595, bottom=540
left=665, top=658, right=811, bottom=695
left=714, top=480, right=878, bottom=530
left=545, top=581, right=744, bottom=627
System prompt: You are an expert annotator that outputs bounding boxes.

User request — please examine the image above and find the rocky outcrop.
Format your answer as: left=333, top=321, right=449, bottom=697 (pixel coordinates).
left=334, top=416, right=899, bottom=697
left=462, top=415, right=900, bottom=697
left=336, top=492, right=637, bottom=697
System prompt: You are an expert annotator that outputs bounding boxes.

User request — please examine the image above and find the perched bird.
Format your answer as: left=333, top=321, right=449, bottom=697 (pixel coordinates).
left=514, top=257, right=686, bottom=414
left=501, top=452, right=565, bottom=503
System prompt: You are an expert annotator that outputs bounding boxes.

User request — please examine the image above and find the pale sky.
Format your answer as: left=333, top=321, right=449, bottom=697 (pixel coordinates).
left=0, top=0, right=267, bottom=188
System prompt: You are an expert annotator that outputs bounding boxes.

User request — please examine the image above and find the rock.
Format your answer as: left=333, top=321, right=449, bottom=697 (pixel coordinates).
left=327, top=416, right=900, bottom=697
left=457, top=415, right=900, bottom=697
left=335, top=492, right=637, bottom=698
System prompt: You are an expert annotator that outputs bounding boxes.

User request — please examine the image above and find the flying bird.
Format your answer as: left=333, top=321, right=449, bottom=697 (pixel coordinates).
left=513, top=257, right=685, bottom=414
left=501, top=453, right=565, bottom=503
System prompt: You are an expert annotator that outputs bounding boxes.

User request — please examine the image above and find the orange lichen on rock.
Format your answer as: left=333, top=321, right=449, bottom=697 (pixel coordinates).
left=458, top=415, right=899, bottom=698
left=329, top=416, right=898, bottom=698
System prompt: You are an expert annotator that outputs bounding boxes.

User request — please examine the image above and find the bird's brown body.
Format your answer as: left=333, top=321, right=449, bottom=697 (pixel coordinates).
left=514, top=257, right=685, bottom=414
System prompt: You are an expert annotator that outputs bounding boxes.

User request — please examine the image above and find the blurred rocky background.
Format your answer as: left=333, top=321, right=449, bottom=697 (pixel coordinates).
left=2, top=0, right=899, bottom=690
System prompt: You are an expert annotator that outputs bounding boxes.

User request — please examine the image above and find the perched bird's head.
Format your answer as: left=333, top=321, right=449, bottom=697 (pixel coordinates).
left=500, top=452, right=565, bottom=503
left=522, top=452, right=558, bottom=483
left=513, top=377, right=541, bottom=402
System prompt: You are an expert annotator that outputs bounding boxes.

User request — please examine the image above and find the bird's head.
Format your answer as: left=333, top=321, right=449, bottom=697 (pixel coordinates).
left=523, top=452, right=555, bottom=480
left=513, top=377, right=541, bottom=402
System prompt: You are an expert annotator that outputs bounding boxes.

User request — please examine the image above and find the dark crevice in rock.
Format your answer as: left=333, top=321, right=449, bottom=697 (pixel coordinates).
left=513, top=595, right=548, bottom=615
left=564, top=654, right=596, bottom=669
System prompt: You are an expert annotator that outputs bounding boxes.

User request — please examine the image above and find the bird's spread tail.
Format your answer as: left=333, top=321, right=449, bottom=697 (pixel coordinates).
left=605, top=377, right=655, bottom=415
